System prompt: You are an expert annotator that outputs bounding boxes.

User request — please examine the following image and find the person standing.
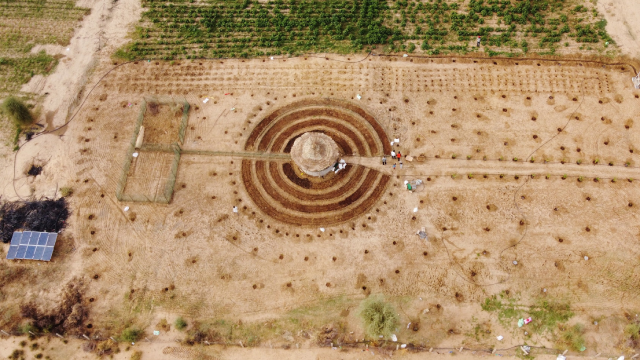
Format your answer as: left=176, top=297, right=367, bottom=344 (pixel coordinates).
left=477, top=36, right=481, bottom=47
left=391, top=150, right=396, bottom=158
left=393, top=163, right=396, bottom=170
left=397, top=151, right=402, bottom=161
left=382, top=156, right=387, bottom=165
left=399, top=161, right=403, bottom=169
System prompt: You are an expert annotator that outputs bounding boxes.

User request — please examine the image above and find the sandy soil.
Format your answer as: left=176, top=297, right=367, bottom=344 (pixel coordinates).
left=598, top=0, right=640, bottom=61
left=0, top=0, right=638, bottom=355
left=0, top=336, right=566, bottom=360
left=1, top=54, right=639, bottom=359
left=20, top=0, right=143, bottom=128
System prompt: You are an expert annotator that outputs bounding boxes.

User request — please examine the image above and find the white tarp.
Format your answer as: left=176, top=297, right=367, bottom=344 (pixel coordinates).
left=633, top=72, right=640, bottom=89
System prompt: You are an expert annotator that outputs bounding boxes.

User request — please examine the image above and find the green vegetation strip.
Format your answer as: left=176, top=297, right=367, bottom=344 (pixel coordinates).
left=0, top=52, right=57, bottom=94
left=117, top=0, right=614, bottom=61
left=482, top=294, right=573, bottom=333
left=0, top=0, right=89, bottom=96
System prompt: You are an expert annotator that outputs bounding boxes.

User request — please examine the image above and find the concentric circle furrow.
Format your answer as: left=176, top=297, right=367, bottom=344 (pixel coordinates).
left=274, top=119, right=364, bottom=155
left=257, top=107, right=377, bottom=154
left=336, top=101, right=391, bottom=155
left=245, top=98, right=390, bottom=156
left=277, top=162, right=365, bottom=193
left=242, top=159, right=390, bottom=226
left=242, top=99, right=390, bottom=226
left=268, top=162, right=369, bottom=202
left=245, top=100, right=320, bottom=150
left=272, top=119, right=365, bottom=154
left=256, top=161, right=376, bottom=207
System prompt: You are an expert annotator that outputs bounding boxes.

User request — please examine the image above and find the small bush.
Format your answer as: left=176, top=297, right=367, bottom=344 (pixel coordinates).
left=175, top=317, right=187, bottom=331
left=359, top=296, right=398, bottom=338
left=625, top=323, right=640, bottom=340
left=2, top=97, right=34, bottom=127
left=558, top=323, right=585, bottom=351
left=60, top=187, right=73, bottom=197
left=120, top=327, right=143, bottom=342
left=9, top=349, right=24, bottom=360
left=131, top=351, right=143, bottom=360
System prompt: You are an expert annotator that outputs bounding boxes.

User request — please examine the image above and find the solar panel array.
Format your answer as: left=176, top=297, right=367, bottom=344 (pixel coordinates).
left=6, top=231, right=58, bottom=261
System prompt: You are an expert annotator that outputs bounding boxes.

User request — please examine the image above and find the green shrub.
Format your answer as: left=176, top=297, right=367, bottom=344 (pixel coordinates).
left=120, top=327, right=143, bottom=342
left=2, top=97, right=34, bottom=127
left=175, top=317, right=187, bottom=331
left=359, top=296, right=398, bottom=338
left=60, top=187, right=73, bottom=197
left=131, top=351, right=143, bottom=360
left=625, top=323, right=640, bottom=340
left=558, top=323, right=585, bottom=351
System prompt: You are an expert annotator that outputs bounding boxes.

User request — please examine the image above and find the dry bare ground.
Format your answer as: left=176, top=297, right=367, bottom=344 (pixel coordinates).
left=598, top=0, right=640, bottom=60
left=2, top=53, right=640, bottom=359
left=1, top=0, right=640, bottom=359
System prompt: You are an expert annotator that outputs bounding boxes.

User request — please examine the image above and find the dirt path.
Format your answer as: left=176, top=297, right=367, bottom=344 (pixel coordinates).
left=348, top=157, right=640, bottom=180
left=21, top=0, right=142, bottom=128
left=0, top=336, right=562, bottom=360
left=598, top=0, right=640, bottom=60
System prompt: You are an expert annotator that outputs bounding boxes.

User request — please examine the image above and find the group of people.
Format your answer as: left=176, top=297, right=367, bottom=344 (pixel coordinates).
left=382, top=150, right=403, bottom=169
left=334, top=159, right=347, bottom=174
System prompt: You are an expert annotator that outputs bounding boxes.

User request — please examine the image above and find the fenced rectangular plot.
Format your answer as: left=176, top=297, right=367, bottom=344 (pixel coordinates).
left=120, top=150, right=178, bottom=203
left=115, top=98, right=189, bottom=204
left=6, top=231, right=57, bottom=261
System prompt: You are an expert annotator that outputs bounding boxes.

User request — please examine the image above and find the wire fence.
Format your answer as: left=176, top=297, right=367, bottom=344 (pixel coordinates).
left=115, top=98, right=189, bottom=204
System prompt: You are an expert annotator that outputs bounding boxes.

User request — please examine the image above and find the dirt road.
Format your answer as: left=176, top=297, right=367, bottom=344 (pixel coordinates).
left=598, top=0, right=640, bottom=60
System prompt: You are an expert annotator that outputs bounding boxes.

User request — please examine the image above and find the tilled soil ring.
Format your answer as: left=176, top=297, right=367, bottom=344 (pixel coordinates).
left=276, top=162, right=365, bottom=193
left=276, top=121, right=364, bottom=155
left=245, top=98, right=391, bottom=155
left=243, top=98, right=391, bottom=226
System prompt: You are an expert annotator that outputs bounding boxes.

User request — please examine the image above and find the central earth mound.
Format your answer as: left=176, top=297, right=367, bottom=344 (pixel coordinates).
left=290, top=132, right=340, bottom=176
left=242, top=98, right=391, bottom=226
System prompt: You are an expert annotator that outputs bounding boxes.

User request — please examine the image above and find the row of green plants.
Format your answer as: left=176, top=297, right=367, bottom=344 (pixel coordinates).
left=115, top=0, right=614, bottom=60
left=0, top=0, right=88, bottom=96
left=0, top=51, right=58, bottom=94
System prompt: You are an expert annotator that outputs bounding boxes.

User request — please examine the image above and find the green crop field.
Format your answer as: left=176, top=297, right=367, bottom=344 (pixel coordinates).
left=115, top=0, right=615, bottom=61
left=0, top=0, right=90, bottom=95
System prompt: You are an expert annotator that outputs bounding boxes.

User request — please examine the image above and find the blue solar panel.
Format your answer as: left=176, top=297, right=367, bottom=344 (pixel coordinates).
left=42, top=247, right=54, bottom=261
left=29, top=233, right=39, bottom=245
left=15, top=245, right=28, bottom=259
left=33, top=246, right=45, bottom=260
left=10, top=232, right=22, bottom=246
left=6, top=231, right=58, bottom=261
left=25, top=246, right=36, bottom=259
left=20, top=232, right=31, bottom=245
left=46, top=233, right=57, bottom=246
left=6, top=245, right=18, bottom=259
left=38, top=233, right=48, bottom=246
